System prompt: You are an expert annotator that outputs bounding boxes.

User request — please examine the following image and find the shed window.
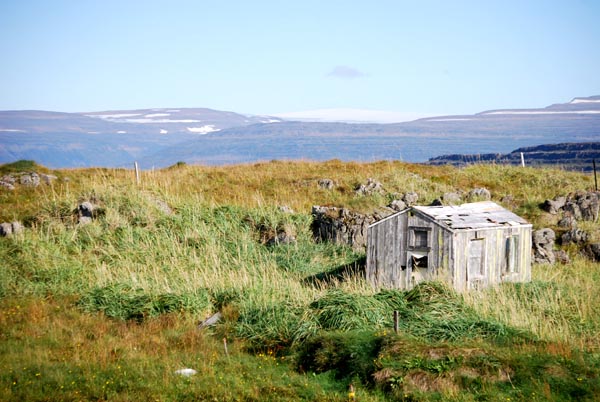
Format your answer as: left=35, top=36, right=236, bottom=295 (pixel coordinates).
left=409, top=227, right=430, bottom=250
left=414, top=230, right=429, bottom=248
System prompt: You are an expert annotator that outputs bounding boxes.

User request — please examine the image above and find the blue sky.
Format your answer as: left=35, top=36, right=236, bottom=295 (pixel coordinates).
left=1, top=0, right=599, bottom=121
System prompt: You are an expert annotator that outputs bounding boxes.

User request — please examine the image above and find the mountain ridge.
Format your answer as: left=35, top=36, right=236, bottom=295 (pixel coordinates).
left=1, top=96, right=599, bottom=168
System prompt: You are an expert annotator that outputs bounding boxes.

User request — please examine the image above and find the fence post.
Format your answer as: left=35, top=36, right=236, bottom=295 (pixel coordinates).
left=520, top=152, right=525, bottom=167
left=134, top=161, right=140, bottom=185
left=393, top=310, right=399, bottom=334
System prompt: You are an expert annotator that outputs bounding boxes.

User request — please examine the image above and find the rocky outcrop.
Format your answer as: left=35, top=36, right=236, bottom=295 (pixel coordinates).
left=543, top=191, right=600, bottom=222
left=560, top=229, right=589, bottom=245
left=532, top=228, right=556, bottom=264
left=311, top=206, right=376, bottom=249
left=0, top=172, right=57, bottom=190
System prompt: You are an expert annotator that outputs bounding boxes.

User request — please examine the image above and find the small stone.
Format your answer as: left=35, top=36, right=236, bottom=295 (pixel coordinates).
left=557, top=215, right=577, bottom=229
left=175, top=368, right=197, bottom=377
left=543, top=196, right=567, bottom=215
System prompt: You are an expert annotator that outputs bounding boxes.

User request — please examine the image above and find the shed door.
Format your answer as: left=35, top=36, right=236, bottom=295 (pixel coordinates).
left=467, top=238, right=485, bottom=289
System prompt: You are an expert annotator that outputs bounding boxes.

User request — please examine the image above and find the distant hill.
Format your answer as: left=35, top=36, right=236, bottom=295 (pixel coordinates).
left=1, top=97, right=599, bottom=168
left=427, top=142, right=600, bottom=171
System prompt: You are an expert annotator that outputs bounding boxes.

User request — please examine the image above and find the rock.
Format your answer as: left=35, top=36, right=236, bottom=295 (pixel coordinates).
left=577, top=192, right=599, bottom=222
left=584, top=243, right=600, bottom=262
left=39, top=174, right=58, bottom=185
left=532, top=228, right=556, bottom=264
left=311, top=206, right=375, bottom=249
left=318, top=179, right=335, bottom=190
left=442, top=192, right=462, bottom=205
left=402, top=192, right=419, bottom=206
left=560, top=229, right=588, bottom=245
left=467, top=187, right=491, bottom=201
left=0, top=221, right=22, bottom=237
left=0, top=223, right=13, bottom=237
left=11, top=221, right=23, bottom=234
left=429, top=199, right=443, bottom=206
left=175, top=368, right=197, bottom=377
left=0, top=181, right=15, bottom=190
left=19, top=173, right=40, bottom=187
left=563, top=202, right=582, bottom=221
left=355, top=178, right=384, bottom=196
left=389, top=199, right=407, bottom=212
left=77, top=201, right=96, bottom=224
left=557, top=215, right=577, bottom=229
left=198, top=312, right=222, bottom=329
left=266, top=231, right=296, bottom=246
left=554, top=250, right=570, bottom=265
left=278, top=205, right=294, bottom=214
left=543, top=196, right=567, bottom=214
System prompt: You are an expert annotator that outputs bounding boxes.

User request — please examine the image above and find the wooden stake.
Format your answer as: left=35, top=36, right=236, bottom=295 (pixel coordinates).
left=134, top=161, right=140, bottom=185
left=393, top=310, right=399, bottom=334
left=520, top=152, right=525, bottom=167
left=223, top=337, right=229, bottom=357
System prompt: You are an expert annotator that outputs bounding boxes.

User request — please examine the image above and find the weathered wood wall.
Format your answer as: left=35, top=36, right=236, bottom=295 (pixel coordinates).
left=366, top=211, right=408, bottom=288
left=451, top=225, right=532, bottom=291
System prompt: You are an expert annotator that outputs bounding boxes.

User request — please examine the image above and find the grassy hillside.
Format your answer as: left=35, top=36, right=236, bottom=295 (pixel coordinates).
left=1, top=160, right=599, bottom=401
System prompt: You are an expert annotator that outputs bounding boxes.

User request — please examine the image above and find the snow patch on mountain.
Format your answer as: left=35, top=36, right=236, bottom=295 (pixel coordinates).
left=145, top=113, right=171, bottom=118
left=187, top=125, right=220, bottom=134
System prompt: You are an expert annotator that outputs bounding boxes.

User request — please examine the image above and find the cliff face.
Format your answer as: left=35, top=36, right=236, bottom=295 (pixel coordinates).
left=427, top=142, right=600, bottom=171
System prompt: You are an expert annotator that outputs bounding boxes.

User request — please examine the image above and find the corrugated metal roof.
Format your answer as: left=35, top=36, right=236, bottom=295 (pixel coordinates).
left=412, top=201, right=530, bottom=231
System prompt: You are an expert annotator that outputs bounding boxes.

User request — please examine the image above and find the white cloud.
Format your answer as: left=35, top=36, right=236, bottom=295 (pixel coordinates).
left=327, top=65, right=366, bottom=79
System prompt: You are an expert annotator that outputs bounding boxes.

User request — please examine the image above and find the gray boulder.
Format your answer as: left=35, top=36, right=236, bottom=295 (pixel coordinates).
left=532, top=228, right=556, bottom=264
left=318, top=179, right=335, bottom=190
left=557, top=215, right=577, bottom=229
left=442, top=192, right=462, bottom=205
left=355, top=178, right=384, bottom=196
left=467, top=187, right=491, bottom=201
left=543, top=196, right=567, bottom=215
left=389, top=199, right=407, bottom=212
left=0, top=221, right=23, bottom=237
left=19, top=173, right=40, bottom=187
left=77, top=201, right=96, bottom=224
left=402, top=192, right=419, bottom=206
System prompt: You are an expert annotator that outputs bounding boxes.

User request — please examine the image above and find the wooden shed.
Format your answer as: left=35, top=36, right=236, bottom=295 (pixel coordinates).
left=366, top=201, right=532, bottom=291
